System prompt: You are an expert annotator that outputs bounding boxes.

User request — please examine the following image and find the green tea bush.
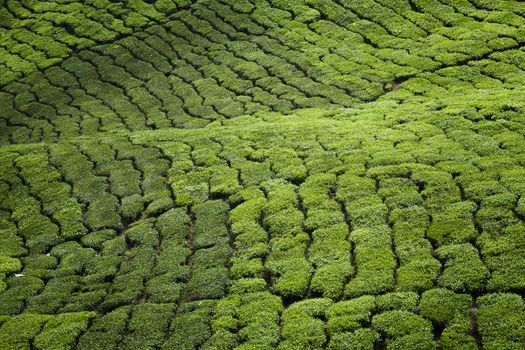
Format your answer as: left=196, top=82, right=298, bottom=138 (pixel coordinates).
left=24, top=276, right=78, bottom=314
left=481, top=224, right=525, bottom=291
left=0, top=275, right=44, bottom=315
left=418, top=288, right=476, bottom=349
left=83, top=254, right=121, bottom=286
left=193, top=200, right=229, bottom=248
left=122, top=303, right=175, bottom=350
left=278, top=299, right=332, bottom=350
left=436, top=244, right=489, bottom=292
left=387, top=194, right=439, bottom=291
left=345, top=225, right=395, bottom=297
left=419, top=288, right=471, bottom=326
left=77, top=306, right=131, bottom=350
left=192, top=244, right=231, bottom=268
left=99, top=236, right=157, bottom=309
left=327, top=296, right=375, bottom=335
left=266, top=148, right=308, bottom=182
left=154, top=241, right=190, bottom=277
left=299, top=173, right=336, bottom=208
left=60, top=289, right=107, bottom=313
left=209, top=164, right=241, bottom=196
left=210, top=291, right=282, bottom=348
left=395, top=249, right=441, bottom=292
left=121, top=194, right=144, bottom=220
left=265, top=235, right=312, bottom=298
left=22, top=253, right=59, bottom=277
left=372, top=310, right=434, bottom=350
left=263, top=208, right=304, bottom=236
left=309, top=224, right=352, bottom=299
left=329, top=328, right=380, bottom=350
left=162, top=300, right=216, bottom=350
left=477, top=206, right=518, bottom=235
left=0, top=313, right=49, bottom=349
left=85, top=193, right=122, bottom=230
left=227, top=278, right=266, bottom=294
left=236, top=160, right=273, bottom=186
left=0, top=257, right=21, bottom=275
left=0, top=226, right=26, bottom=258
left=411, top=168, right=461, bottom=212
left=427, top=201, right=478, bottom=245
left=34, top=312, right=96, bottom=350
left=336, top=174, right=376, bottom=202
left=2, top=0, right=525, bottom=347
left=171, top=170, right=210, bottom=205
left=98, top=160, right=140, bottom=198
left=156, top=207, right=190, bottom=240
left=477, top=293, right=525, bottom=349
left=187, top=266, right=229, bottom=300
left=101, top=236, right=127, bottom=257
left=375, top=292, right=419, bottom=313
left=6, top=191, right=61, bottom=254
left=125, top=221, right=159, bottom=248
left=346, top=197, right=388, bottom=228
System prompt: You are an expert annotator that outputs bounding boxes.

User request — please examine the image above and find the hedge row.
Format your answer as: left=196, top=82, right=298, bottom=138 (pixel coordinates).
left=0, top=0, right=195, bottom=85
left=299, top=173, right=351, bottom=299
left=4, top=0, right=525, bottom=143
left=0, top=290, right=521, bottom=349
left=263, top=180, right=312, bottom=298
left=185, top=200, right=231, bottom=300
left=337, top=173, right=395, bottom=297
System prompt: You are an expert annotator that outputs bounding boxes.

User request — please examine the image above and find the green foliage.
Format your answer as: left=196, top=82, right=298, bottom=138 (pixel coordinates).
left=81, top=229, right=116, bottom=250
left=477, top=293, right=525, bottom=348
left=208, top=291, right=283, bottom=349
left=0, top=276, right=44, bottom=315
left=336, top=175, right=376, bottom=203
left=193, top=200, right=230, bottom=249
left=278, top=299, right=332, bottom=350
left=436, top=244, right=489, bottom=292
left=419, top=289, right=476, bottom=349
left=85, top=194, right=122, bottom=230
left=372, top=310, right=434, bottom=350
left=0, top=314, right=49, bottom=349
left=345, top=226, right=395, bottom=297
left=122, top=303, right=175, bottom=350
left=328, top=328, right=380, bottom=350
left=1, top=0, right=525, bottom=347
left=187, top=266, right=229, bottom=300
left=266, top=239, right=312, bottom=298
left=327, top=296, right=375, bottom=335
left=0, top=257, right=21, bottom=274
left=77, top=306, right=130, bottom=350
left=390, top=205, right=440, bottom=292
left=162, top=300, right=216, bottom=350
left=419, top=289, right=471, bottom=326
left=427, top=202, right=478, bottom=245
left=121, top=194, right=144, bottom=220
left=309, top=224, right=352, bottom=299
left=33, top=312, right=96, bottom=350
left=156, top=207, right=190, bottom=240
left=376, top=292, right=419, bottom=313
left=484, top=235, right=525, bottom=292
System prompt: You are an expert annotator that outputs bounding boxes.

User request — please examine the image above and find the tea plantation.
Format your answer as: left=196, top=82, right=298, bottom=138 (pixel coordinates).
left=1, top=0, right=525, bottom=349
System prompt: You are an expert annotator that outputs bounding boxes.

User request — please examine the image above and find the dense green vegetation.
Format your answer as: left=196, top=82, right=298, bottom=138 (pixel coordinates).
left=1, top=0, right=525, bottom=349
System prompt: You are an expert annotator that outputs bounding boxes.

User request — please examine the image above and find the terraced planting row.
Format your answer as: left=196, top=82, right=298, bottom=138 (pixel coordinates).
left=2, top=0, right=525, bottom=144
left=1, top=0, right=525, bottom=349
left=0, top=0, right=197, bottom=85
left=1, top=109, right=525, bottom=348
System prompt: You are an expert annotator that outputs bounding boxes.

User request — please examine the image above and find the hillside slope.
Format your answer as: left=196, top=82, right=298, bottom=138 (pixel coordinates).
left=1, top=1, right=525, bottom=349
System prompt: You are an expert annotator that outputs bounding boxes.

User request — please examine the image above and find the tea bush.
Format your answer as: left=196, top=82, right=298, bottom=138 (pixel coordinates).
left=1, top=0, right=525, bottom=347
